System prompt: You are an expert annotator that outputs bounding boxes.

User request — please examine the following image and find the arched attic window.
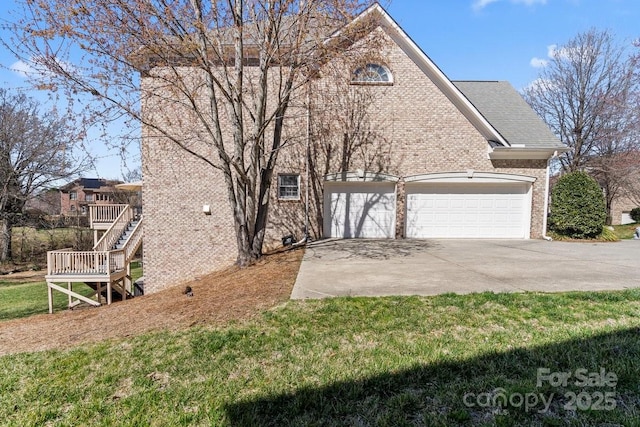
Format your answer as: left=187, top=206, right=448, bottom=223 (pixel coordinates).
left=351, top=63, right=393, bottom=84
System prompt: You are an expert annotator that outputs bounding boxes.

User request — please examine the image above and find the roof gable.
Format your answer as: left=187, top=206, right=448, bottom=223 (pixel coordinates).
left=332, top=3, right=508, bottom=146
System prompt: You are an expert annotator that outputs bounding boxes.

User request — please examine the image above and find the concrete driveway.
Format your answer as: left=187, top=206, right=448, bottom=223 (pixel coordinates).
left=291, top=239, right=640, bottom=299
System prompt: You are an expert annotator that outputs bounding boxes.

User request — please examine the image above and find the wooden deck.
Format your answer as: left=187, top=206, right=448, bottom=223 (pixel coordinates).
left=45, top=270, right=129, bottom=310
left=46, top=204, right=143, bottom=313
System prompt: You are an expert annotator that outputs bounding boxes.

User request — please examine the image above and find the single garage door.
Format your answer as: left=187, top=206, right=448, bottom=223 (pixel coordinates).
left=621, top=212, right=634, bottom=225
left=405, top=183, right=530, bottom=238
left=324, top=182, right=396, bottom=238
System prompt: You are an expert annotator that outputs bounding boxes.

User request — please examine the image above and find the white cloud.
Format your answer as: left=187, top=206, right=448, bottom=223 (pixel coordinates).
left=529, top=44, right=558, bottom=68
left=10, top=60, right=34, bottom=78
left=10, top=56, right=78, bottom=80
left=472, top=0, right=499, bottom=10
left=473, top=0, right=547, bottom=10
left=530, top=57, right=548, bottom=68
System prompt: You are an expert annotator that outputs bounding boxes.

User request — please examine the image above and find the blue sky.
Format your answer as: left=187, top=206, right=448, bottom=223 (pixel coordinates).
left=1, top=0, right=639, bottom=179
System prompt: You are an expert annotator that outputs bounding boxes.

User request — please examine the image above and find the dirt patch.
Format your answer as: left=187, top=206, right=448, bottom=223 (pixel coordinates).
left=0, top=248, right=304, bottom=356
left=0, top=269, right=47, bottom=283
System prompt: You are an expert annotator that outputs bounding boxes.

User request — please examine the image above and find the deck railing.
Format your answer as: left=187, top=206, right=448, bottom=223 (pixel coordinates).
left=93, top=205, right=134, bottom=252
left=123, top=215, right=143, bottom=263
left=89, top=204, right=129, bottom=228
left=47, top=249, right=125, bottom=276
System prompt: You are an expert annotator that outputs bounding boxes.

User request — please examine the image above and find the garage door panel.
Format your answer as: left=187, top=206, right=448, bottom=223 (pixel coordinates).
left=406, top=183, right=530, bottom=239
left=325, top=183, right=396, bottom=239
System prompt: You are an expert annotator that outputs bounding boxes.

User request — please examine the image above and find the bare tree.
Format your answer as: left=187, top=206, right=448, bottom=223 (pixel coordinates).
left=523, top=29, right=638, bottom=171
left=5, top=0, right=381, bottom=266
left=0, top=89, right=84, bottom=261
left=523, top=29, right=640, bottom=223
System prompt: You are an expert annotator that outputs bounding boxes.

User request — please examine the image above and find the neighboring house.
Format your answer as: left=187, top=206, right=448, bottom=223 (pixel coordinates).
left=611, top=195, right=640, bottom=225
left=59, top=178, right=122, bottom=216
left=141, top=4, right=565, bottom=294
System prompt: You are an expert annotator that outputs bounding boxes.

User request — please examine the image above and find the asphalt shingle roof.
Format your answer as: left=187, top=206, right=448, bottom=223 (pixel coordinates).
left=452, top=81, right=564, bottom=149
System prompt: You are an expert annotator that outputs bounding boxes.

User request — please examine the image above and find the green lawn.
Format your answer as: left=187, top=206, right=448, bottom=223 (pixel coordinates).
left=0, top=280, right=94, bottom=321
left=0, top=262, right=143, bottom=321
left=2, top=290, right=640, bottom=426
left=612, top=223, right=639, bottom=240
left=10, top=226, right=94, bottom=265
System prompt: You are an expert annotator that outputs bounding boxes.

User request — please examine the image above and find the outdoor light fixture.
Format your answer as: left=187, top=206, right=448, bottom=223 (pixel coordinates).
left=203, top=205, right=211, bottom=215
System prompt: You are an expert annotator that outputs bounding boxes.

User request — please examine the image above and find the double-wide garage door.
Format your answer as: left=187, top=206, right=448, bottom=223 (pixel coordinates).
left=405, top=183, right=530, bottom=238
left=325, top=181, right=531, bottom=239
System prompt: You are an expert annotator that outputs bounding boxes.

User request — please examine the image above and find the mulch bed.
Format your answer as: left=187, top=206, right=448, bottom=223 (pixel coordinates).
left=0, top=248, right=304, bottom=356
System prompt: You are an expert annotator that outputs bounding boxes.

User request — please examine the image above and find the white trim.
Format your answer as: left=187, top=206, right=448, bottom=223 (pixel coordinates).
left=405, top=181, right=532, bottom=239
left=351, top=63, right=394, bottom=84
left=405, top=172, right=536, bottom=184
left=489, top=147, right=567, bottom=160
left=323, top=181, right=397, bottom=239
left=277, top=173, right=301, bottom=200
left=325, top=171, right=400, bottom=183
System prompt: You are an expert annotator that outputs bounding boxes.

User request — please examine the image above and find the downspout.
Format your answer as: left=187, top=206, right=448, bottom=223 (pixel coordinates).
left=293, top=85, right=311, bottom=248
left=305, top=85, right=310, bottom=242
left=541, top=151, right=558, bottom=241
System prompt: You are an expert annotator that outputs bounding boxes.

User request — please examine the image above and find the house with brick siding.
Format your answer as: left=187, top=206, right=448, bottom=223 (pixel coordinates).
left=141, top=4, right=565, bottom=294
left=59, top=178, right=122, bottom=217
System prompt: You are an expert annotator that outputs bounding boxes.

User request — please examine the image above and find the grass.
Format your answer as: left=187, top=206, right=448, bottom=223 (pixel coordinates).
left=0, top=261, right=143, bottom=321
left=0, top=280, right=95, bottom=321
left=8, top=226, right=94, bottom=267
left=611, top=222, right=639, bottom=240
left=2, top=290, right=640, bottom=426
left=547, top=223, right=640, bottom=242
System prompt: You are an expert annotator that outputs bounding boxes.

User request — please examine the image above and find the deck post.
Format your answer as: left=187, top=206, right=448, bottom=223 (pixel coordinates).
left=126, top=262, right=132, bottom=294
left=67, top=281, right=72, bottom=308
left=107, top=280, right=112, bottom=305
left=96, top=282, right=102, bottom=304
left=48, top=282, right=53, bottom=314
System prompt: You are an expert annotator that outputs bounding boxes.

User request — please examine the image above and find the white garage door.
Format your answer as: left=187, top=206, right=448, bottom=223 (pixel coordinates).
left=324, top=182, right=396, bottom=238
left=621, top=212, right=634, bottom=225
left=405, top=183, right=530, bottom=238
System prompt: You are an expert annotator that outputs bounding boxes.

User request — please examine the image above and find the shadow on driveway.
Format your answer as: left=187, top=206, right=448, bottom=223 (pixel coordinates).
left=292, top=239, right=640, bottom=299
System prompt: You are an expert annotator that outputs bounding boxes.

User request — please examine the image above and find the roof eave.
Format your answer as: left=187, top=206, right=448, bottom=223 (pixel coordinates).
left=489, top=146, right=569, bottom=160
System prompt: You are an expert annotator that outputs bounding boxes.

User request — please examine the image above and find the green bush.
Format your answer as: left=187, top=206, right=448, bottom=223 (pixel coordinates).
left=630, top=207, right=640, bottom=223
left=549, top=171, right=606, bottom=239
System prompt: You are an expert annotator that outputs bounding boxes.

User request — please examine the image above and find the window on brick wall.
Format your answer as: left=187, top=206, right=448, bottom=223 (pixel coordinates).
left=278, top=174, right=300, bottom=200
left=70, top=191, right=77, bottom=200
left=352, top=64, right=393, bottom=84
left=85, top=193, right=94, bottom=202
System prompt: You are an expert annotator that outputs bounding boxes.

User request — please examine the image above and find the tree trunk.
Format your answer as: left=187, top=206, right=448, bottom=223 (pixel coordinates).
left=0, top=217, right=13, bottom=262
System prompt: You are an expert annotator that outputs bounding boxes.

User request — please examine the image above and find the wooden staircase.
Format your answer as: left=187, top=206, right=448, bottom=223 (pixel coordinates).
left=45, top=204, right=143, bottom=313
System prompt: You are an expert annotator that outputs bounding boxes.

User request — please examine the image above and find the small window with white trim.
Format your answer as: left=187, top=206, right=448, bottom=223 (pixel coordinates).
left=278, top=174, right=300, bottom=200
left=352, top=63, right=392, bottom=84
